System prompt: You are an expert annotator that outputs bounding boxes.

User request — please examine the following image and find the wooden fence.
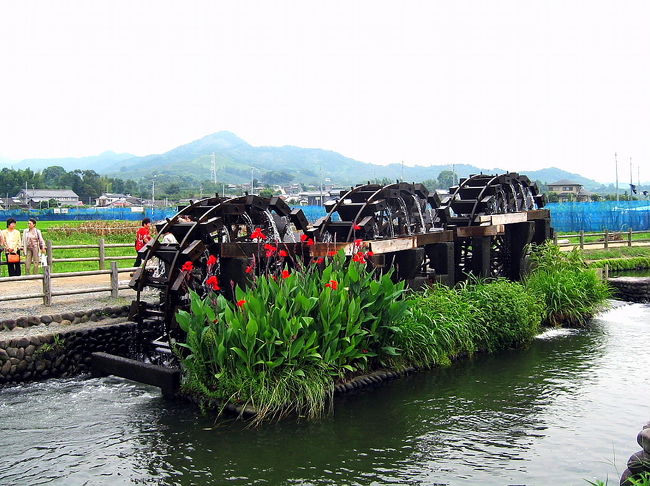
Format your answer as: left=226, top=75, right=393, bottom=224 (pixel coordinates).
left=45, top=238, right=134, bottom=270
left=0, top=261, right=137, bottom=305
left=553, top=229, right=650, bottom=249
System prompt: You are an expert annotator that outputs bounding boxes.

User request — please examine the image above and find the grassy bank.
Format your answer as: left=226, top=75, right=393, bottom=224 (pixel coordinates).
left=581, top=247, right=650, bottom=273
left=177, top=242, right=611, bottom=423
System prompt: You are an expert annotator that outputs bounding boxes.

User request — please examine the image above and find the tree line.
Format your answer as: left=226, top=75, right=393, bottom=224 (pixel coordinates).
left=0, top=166, right=139, bottom=202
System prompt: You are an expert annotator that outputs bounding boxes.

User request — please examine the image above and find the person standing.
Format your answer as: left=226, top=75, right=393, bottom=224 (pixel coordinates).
left=134, top=218, right=152, bottom=267
left=0, top=229, right=5, bottom=277
left=22, top=218, right=46, bottom=275
left=2, top=218, right=23, bottom=276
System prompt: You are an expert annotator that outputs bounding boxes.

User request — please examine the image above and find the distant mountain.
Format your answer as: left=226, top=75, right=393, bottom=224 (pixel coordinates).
left=5, top=131, right=603, bottom=190
left=522, top=167, right=598, bottom=189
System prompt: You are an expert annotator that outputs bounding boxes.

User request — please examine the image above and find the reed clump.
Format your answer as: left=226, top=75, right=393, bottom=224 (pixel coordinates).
left=524, top=242, right=611, bottom=326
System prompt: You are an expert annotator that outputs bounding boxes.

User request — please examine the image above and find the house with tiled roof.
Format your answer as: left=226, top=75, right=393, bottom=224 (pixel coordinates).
left=547, top=179, right=592, bottom=202
left=15, top=189, right=80, bottom=206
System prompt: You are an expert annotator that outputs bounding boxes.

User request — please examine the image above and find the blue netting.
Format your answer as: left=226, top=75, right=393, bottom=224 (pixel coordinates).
left=0, top=207, right=178, bottom=222
left=1, top=202, right=646, bottom=232
left=545, top=201, right=650, bottom=232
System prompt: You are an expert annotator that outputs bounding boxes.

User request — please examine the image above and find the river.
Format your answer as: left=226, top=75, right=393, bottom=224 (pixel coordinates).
left=0, top=302, right=648, bottom=485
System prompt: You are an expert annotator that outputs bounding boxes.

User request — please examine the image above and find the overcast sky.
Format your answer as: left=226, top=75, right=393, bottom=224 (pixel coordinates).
left=1, top=1, right=649, bottom=183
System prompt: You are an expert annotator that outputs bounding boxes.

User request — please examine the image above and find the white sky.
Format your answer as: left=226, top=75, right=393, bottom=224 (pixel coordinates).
left=1, top=0, right=649, bottom=183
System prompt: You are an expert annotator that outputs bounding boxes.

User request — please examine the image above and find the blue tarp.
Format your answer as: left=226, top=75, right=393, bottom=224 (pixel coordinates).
left=0, top=201, right=648, bottom=232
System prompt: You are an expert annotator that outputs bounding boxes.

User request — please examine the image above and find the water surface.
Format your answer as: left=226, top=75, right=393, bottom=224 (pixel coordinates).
left=1, top=303, right=648, bottom=485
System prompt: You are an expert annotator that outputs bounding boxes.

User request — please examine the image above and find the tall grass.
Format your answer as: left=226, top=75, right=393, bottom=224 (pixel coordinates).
left=525, top=242, right=611, bottom=326
left=391, top=279, right=543, bottom=369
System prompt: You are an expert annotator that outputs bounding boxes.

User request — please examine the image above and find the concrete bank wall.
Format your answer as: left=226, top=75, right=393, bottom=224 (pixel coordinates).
left=0, top=311, right=162, bottom=386
left=608, top=277, right=650, bottom=303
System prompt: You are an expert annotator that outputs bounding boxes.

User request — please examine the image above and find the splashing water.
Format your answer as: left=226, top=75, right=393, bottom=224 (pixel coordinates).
left=264, top=210, right=281, bottom=242
left=411, top=194, right=427, bottom=233
left=396, top=197, right=412, bottom=235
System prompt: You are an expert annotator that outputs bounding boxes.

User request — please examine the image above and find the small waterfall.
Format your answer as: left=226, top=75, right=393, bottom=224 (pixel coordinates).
left=284, top=217, right=298, bottom=242
left=385, top=208, right=396, bottom=238
left=427, top=207, right=437, bottom=227
left=264, top=210, right=281, bottom=241
left=508, top=183, right=520, bottom=212
left=241, top=213, right=254, bottom=238
left=411, top=194, right=427, bottom=233
left=396, top=197, right=412, bottom=235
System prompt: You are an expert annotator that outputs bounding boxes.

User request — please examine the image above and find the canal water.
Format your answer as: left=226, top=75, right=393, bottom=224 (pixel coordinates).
left=1, top=303, right=648, bottom=486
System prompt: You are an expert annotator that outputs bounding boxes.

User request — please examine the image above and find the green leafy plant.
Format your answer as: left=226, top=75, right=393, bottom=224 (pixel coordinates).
left=176, top=250, right=407, bottom=423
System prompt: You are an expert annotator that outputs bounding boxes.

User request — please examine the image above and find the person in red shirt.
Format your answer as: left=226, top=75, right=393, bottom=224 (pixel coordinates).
left=134, top=218, right=152, bottom=267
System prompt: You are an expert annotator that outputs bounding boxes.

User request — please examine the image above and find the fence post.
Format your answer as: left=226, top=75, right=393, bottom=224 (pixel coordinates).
left=604, top=263, right=609, bottom=280
left=579, top=230, right=584, bottom=250
left=553, top=233, right=558, bottom=245
left=628, top=228, right=633, bottom=247
left=604, top=228, right=609, bottom=249
left=46, top=240, right=53, bottom=270
left=42, top=265, right=52, bottom=306
left=110, top=261, right=119, bottom=298
left=99, top=238, right=105, bottom=270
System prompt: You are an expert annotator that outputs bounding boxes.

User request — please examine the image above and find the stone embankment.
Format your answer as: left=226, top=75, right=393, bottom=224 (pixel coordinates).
left=620, top=423, right=650, bottom=485
left=0, top=305, right=160, bottom=386
left=608, top=277, right=650, bottom=303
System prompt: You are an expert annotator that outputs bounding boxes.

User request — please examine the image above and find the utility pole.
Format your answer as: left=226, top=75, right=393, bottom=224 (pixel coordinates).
left=615, top=152, right=619, bottom=203
left=151, top=176, right=156, bottom=208
left=630, top=157, right=634, bottom=199
left=250, top=167, right=255, bottom=195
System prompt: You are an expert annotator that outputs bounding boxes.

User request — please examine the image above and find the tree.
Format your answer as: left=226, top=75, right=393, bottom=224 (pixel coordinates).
left=437, top=170, right=458, bottom=189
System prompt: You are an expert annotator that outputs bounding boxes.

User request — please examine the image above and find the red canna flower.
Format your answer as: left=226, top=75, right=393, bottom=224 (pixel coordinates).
left=327, top=250, right=337, bottom=257
left=236, top=299, right=247, bottom=308
left=206, top=275, right=221, bottom=291
left=354, top=238, right=363, bottom=246
left=251, top=228, right=267, bottom=240
left=352, top=252, right=366, bottom=264
left=315, top=257, right=324, bottom=264
left=207, top=254, right=218, bottom=266
left=366, top=251, right=374, bottom=257
left=245, top=265, right=254, bottom=274
left=325, top=279, right=338, bottom=290
left=362, top=349, right=368, bottom=354
left=264, top=244, right=278, bottom=258
left=306, top=238, right=315, bottom=246
left=279, top=249, right=288, bottom=257
left=181, top=261, right=194, bottom=272
left=353, top=224, right=361, bottom=230
left=300, top=234, right=308, bottom=241
left=281, top=269, right=291, bottom=279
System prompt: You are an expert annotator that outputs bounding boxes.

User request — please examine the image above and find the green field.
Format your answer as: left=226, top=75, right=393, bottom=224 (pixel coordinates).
left=3, top=220, right=140, bottom=274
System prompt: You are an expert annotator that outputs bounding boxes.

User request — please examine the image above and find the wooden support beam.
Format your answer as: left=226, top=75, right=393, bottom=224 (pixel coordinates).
left=456, top=225, right=505, bottom=237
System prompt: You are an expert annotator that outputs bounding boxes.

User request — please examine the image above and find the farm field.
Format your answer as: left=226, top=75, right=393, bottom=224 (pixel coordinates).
left=4, top=220, right=142, bottom=274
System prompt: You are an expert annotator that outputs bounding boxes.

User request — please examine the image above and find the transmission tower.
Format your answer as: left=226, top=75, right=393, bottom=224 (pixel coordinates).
left=210, top=152, right=217, bottom=184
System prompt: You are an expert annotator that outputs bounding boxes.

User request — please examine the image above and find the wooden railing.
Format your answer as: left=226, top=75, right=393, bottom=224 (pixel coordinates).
left=0, top=262, right=137, bottom=305
left=553, top=229, right=650, bottom=249
left=45, top=239, right=134, bottom=270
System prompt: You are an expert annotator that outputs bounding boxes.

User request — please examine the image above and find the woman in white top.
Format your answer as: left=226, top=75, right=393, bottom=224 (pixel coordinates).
left=22, top=218, right=46, bottom=274
left=1, top=218, right=23, bottom=276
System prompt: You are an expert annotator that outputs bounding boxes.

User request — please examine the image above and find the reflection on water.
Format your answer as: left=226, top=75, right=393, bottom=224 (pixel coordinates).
left=0, top=303, right=648, bottom=486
